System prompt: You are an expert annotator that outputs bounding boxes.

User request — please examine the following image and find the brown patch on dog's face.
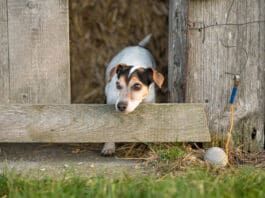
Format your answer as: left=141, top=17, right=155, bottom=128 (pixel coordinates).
left=115, top=65, right=164, bottom=113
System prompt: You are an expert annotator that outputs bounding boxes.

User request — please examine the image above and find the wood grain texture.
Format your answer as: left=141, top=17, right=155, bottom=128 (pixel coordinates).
left=7, top=0, right=70, bottom=104
left=168, top=0, right=188, bottom=102
left=0, top=0, right=9, bottom=103
left=0, top=104, right=210, bottom=143
left=188, top=0, right=265, bottom=150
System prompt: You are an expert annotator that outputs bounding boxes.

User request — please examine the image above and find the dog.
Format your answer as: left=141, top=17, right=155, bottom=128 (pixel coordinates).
left=102, top=34, right=165, bottom=156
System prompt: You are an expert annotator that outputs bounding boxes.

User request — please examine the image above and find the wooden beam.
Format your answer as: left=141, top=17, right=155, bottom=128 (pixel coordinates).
left=168, top=0, right=189, bottom=102
left=7, top=0, right=70, bottom=104
left=0, top=104, right=210, bottom=143
left=0, top=0, right=9, bottom=103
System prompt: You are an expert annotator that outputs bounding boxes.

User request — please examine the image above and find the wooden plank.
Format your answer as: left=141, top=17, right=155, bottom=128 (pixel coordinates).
left=0, top=0, right=9, bottom=103
left=187, top=0, right=265, bottom=150
left=0, top=104, right=210, bottom=143
left=7, top=0, right=70, bottom=104
left=168, top=0, right=188, bottom=102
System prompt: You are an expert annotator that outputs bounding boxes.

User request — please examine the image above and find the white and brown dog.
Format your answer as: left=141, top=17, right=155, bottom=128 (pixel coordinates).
left=102, top=34, right=164, bottom=156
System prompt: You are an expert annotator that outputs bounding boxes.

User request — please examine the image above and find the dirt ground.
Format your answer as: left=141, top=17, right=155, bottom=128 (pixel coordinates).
left=2, top=143, right=264, bottom=178
left=70, top=0, right=169, bottom=103
left=0, top=144, right=147, bottom=177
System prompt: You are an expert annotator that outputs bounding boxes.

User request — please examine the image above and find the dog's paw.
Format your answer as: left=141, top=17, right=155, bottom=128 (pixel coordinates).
left=101, top=142, right=115, bottom=156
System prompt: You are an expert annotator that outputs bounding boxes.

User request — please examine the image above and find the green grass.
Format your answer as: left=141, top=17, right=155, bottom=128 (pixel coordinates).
left=1, top=166, right=265, bottom=198
left=153, top=144, right=185, bottom=161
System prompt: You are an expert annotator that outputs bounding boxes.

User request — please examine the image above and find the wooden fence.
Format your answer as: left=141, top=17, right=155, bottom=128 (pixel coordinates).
left=0, top=0, right=210, bottom=143
left=1, top=0, right=264, bottom=149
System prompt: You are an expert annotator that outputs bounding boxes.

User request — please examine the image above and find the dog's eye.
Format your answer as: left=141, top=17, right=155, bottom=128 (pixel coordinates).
left=116, top=82, right=122, bottom=90
left=132, top=83, right=142, bottom=91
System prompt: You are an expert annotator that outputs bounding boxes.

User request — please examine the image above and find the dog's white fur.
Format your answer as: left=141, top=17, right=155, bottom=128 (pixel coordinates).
left=102, top=35, right=156, bottom=155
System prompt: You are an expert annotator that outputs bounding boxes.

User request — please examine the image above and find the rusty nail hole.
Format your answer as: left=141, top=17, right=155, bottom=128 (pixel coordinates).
left=251, top=128, right=257, bottom=140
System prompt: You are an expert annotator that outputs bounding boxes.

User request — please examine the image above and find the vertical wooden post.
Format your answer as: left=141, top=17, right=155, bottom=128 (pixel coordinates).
left=0, top=0, right=70, bottom=104
left=168, top=0, right=188, bottom=102
left=0, top=0, right=9, bottom=103
left=187, top=0, right=265, bottom=151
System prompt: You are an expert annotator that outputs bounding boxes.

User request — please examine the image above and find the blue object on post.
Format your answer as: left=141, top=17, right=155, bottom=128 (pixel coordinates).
left=228, top=74, right=240, bottom=104
left=229, top=87, right=238, bottom=104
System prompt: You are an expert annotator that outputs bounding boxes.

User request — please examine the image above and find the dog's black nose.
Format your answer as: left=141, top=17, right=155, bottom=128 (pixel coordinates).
left=117, top=101, right=128, bottom=112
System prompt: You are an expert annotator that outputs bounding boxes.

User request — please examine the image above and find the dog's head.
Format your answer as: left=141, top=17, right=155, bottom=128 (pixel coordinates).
left=109, top=64, right=164, bottom=113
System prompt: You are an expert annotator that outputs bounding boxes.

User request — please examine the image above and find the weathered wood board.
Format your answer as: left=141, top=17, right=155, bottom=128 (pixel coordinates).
left=0, top=0, right=70, bottom=104
left=187, top=0, right=265, bottom=150
left=0, top=0, right=8, bottom=103
left=0, top=104, right=210, bottom=143
left=168, top=0, right=188, bottom=103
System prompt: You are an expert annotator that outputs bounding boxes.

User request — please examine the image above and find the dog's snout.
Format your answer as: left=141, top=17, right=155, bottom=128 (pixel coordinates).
left=117, top=101, right=128, bottom=112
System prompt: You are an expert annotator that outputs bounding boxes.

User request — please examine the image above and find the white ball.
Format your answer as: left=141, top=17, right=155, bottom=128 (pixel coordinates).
left=204, top=147, right=228, bottom=167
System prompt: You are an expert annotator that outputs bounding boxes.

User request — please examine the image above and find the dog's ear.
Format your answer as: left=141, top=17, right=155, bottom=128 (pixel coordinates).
left=109, top=67, right=117, bottom=82
left=145, top=68, right=164, bottom=88
left=108, top=64, right=127, bottom=82
left=115, top=64, right=129, bottom=76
